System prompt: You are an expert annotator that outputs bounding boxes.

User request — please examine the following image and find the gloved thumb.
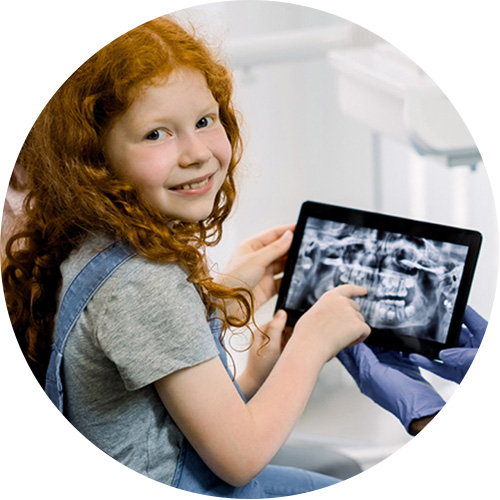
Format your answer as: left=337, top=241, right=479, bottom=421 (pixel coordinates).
left=338, top=343, right=379, bottom=383
left=439, top=348, right=476, bottom=367
left=409, top=353, right=437, bottom=371
left=353, top=342, right=380, bottom=365
left=463, top=306, right=488, bottom=333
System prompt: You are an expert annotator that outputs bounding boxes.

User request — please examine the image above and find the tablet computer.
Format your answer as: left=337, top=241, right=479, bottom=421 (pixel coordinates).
left=276, top=201, right=482, bottom=358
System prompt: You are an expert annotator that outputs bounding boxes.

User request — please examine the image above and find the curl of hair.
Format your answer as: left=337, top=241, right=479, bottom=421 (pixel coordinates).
left=2, top=16, right=255, bottom=387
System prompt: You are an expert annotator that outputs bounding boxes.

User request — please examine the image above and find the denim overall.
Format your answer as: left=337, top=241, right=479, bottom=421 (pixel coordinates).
left=45, top=242, right=338, bottom=498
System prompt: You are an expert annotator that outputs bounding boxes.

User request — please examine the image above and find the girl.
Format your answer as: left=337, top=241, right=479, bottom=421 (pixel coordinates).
left=2, top=16, right=370, bottom=497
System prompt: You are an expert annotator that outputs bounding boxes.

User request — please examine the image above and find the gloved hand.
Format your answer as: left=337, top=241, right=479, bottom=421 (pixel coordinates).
left=409, top=306, right=487, bottom=384
left=338, top=343, right=445, bottom=433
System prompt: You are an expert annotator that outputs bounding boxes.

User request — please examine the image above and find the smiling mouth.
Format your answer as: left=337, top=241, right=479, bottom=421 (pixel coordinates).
left=170, top=174, right=213, bottom=191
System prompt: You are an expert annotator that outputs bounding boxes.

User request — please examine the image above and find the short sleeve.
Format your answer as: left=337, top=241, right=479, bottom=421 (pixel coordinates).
left=95, top=258, right=219, bottom=391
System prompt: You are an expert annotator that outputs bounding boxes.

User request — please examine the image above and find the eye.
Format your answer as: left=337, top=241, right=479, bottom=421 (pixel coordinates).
left=145, top=129, right=167, bottom=141
left=196, top=116, right=214, bottom=129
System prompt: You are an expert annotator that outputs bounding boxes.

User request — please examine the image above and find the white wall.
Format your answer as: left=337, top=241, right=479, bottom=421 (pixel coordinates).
left=177, top=1, right=497, bottom=320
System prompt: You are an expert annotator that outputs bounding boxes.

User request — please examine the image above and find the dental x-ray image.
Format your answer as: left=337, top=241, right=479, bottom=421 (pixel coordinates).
left=285, top=217, right=470, bottom=343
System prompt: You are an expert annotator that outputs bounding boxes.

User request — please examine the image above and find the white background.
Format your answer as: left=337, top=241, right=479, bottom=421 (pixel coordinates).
left=1, top=1, right=499, bottom=498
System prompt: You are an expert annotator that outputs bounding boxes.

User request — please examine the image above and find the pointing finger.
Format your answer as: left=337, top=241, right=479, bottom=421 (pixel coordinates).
left=334, top=284, right=368, bottom=298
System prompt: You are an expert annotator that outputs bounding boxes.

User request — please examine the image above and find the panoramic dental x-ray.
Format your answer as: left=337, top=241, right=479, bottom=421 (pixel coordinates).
left=285, top=218, right=469, bottom=343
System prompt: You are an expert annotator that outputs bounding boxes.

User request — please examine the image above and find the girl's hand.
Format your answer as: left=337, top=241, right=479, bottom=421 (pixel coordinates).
left=293, top=284, right=371, bottom=364
left=218, top=225, right=294, bottom=315
left=237, top=310, right=288, bottom=400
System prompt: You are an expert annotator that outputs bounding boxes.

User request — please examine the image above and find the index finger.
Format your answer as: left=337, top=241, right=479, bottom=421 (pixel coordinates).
left=334, top=284, right=368, bottom=298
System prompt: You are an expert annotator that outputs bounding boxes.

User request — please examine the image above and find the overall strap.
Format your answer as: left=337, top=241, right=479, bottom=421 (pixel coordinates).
left=45, top=242, right=135, bottom=413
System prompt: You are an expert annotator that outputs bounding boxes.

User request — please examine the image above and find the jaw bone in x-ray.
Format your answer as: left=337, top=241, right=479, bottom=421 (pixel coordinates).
left=286, top=218, right=469, bottom=342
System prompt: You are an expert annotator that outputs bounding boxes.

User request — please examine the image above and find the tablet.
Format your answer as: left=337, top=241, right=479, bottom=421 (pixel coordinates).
left=276, top=201, right=482, bottom=358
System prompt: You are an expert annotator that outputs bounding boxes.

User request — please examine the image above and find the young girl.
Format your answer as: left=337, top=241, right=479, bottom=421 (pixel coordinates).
left=2, top=16, right=371, bottom=497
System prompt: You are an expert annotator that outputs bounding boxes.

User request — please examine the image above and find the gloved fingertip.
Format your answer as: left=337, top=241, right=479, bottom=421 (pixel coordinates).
left=409, top=353, right=425, bottom=361
left=464, top=306, right=488, bottom=329
left=439, top=348, right=458, bottom=358
left=357, top=343, right=379, bottom=364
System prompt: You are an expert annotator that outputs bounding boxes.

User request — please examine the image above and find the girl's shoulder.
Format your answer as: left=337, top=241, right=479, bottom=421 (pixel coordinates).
left=59, top=233, right=194, bottom=306
left=59, top=234, right=217, bottom=391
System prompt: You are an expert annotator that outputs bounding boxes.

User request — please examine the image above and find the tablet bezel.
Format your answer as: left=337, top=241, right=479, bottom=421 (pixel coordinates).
left=276, top=201, right=482, bottom=358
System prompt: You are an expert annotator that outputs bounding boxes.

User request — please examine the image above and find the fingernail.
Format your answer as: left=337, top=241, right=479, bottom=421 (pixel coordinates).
left=275, top=309, right=286, bottom=320
left=281, top=230, right=293, bottom=240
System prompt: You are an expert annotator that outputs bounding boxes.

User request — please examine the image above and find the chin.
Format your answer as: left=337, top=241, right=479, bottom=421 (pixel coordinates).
left=155, top=190, right=220, bottom=223
left=180, top=214, right=210, bottom=223
left=168, top=206, right=216, bottom=223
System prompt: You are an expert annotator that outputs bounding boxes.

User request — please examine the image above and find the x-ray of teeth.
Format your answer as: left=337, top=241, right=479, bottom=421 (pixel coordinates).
left=285, top=217, right=469, bottom=342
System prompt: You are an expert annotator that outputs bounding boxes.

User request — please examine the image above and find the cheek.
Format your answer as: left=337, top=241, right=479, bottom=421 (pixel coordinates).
left=212, top=130, right=232, bottom=170
left=120, top=148, right=174, bottom=187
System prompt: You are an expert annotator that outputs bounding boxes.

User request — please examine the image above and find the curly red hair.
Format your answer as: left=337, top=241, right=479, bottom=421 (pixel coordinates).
left=2, top=16, right=253, bottom=387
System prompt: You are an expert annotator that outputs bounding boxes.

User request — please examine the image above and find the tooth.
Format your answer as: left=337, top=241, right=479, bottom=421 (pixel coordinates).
left=358, top=297, right=370, bottom=319
left=179, top=177, right=209, bottom=190
left=397, top=304, right=406, bottom=322
left=357, top=297, right=366, bottom=311
left=405, top=305, right=415, bottom=317
left=381, top=275, right=390, bottom=289
left=443, top=298, right=453, bottom=311
left=405, top=277, right=415, bottom=288
left=378, top=304, right=387, bottom=318
left=363, top=269, right=374, bottom=288
left=346, top=267, right=354, bottom=282
left=365, top=300, right=374, bottom=321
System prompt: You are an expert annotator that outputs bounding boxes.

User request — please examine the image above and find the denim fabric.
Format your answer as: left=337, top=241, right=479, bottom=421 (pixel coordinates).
left=45, top=242, right=339, bottom=497
left=45, top=242, right=135, bottom=412
left=173, top=442, right=338, bottom=498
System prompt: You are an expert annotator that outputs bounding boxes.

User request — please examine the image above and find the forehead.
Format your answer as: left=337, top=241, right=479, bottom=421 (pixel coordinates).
left=104, top=68, right=219, bottom=142
left=130, top=68, right=216, bottom=114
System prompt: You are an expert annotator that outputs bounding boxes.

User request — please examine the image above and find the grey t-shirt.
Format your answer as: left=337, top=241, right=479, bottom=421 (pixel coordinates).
left=57, top=235, right=219, bottom=485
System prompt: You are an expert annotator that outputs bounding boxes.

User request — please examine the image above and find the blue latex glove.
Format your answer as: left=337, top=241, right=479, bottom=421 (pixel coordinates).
left=338, top=343, right=445, bottom=433
left=409, top=306, right=487, bottom=384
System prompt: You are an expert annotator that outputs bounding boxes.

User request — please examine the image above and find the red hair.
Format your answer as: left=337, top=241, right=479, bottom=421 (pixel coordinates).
left=2, top=16, right=253, bottom=387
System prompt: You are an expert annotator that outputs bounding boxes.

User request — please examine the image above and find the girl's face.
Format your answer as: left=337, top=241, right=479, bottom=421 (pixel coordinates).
left=103, top=68, right=232, bottom=223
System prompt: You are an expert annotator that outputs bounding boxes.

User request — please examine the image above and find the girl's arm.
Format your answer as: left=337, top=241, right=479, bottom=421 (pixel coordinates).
left=154, top=285, right=370, bottom=487
left=235, top=310, right=287, bottom=401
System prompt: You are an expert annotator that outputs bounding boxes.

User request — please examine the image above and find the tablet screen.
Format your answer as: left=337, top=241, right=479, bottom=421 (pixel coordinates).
left=277, top=202, right=482, bottom=357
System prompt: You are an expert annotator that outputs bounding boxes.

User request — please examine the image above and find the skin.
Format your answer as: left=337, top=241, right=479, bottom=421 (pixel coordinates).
left=103, top=68, right=232, bottom=223
left=103, top=67, right=372, bottom=486
left=409, top=413, right=439, bottom=436
left=155, top=285, right=370, bottom=486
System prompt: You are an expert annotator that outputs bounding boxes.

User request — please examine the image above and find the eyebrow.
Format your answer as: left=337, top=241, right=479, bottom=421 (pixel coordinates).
left=135, top=102, right=220, bottom=131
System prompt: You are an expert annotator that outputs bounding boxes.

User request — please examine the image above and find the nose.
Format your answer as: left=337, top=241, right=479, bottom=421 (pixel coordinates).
left=178, top=133, right=212, bottom=168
